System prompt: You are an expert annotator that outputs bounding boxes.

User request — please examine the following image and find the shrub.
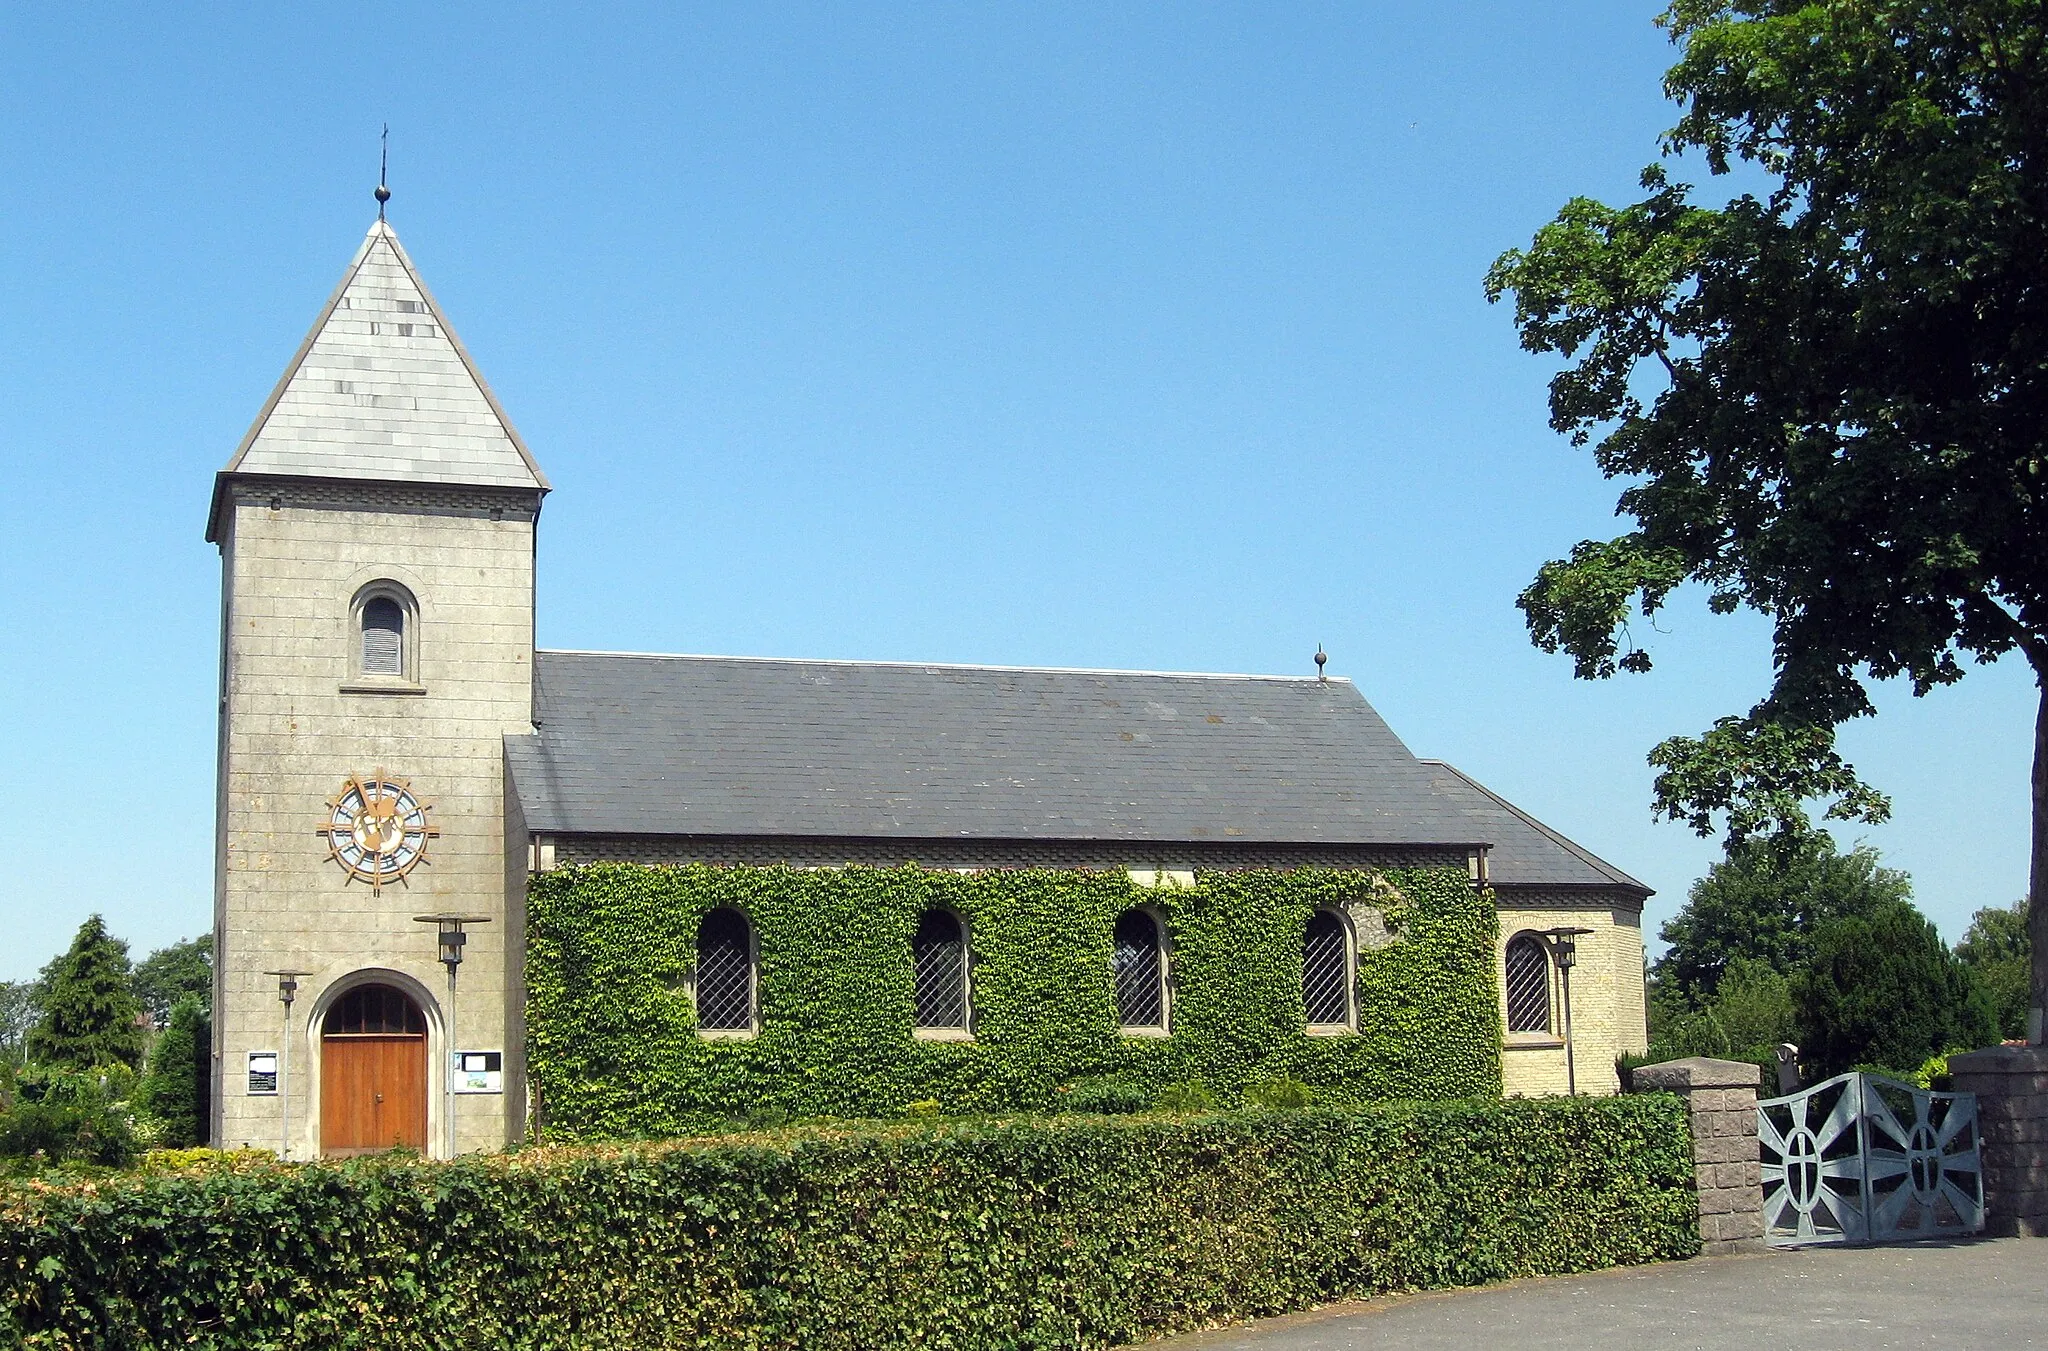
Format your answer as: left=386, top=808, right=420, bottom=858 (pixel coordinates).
left=1155, top=1079, right=1218, bottom=1112
left=0, top=1100, right=136, bottom=1169
left=1909, top=1050, right=1964, bottom=1092
left=1059, top=1076, right=1152, bottom=1115
left=0, top=1096, right=1696, bottom=1349
left=12, top=1063, right=135, bottom=1110
left=1242, top=1076, right=1316, bottom=1110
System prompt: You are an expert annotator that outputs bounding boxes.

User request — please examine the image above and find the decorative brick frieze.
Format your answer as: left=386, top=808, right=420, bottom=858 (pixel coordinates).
left=548, top=834, right=1468, bottom=873
left=221, top=474, right=542, bottom=525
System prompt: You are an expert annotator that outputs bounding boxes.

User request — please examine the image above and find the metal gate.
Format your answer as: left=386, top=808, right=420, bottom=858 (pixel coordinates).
left=1757, top=1071, right=1985, bottom=1246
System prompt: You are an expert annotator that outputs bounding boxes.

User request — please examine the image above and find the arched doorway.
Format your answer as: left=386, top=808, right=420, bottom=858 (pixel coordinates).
left=320, top=983, right=428, bottom=1155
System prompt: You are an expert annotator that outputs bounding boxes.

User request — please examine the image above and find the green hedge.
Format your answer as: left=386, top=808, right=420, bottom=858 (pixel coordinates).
left=527, top=863, right=1502, bottom=1137
left=0, top=1096, right=1697, bottom=1349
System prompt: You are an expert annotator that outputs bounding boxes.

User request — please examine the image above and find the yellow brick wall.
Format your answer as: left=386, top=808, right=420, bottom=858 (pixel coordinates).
left=1497, top=902, right=1648, bottom=1097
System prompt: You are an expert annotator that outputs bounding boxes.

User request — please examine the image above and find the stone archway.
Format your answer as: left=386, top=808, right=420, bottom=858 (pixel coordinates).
left=319, top=982, right=429, bottom=1155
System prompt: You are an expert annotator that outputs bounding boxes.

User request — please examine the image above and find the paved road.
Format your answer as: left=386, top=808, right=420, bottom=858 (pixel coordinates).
left=1148, top=1240, right=2044, bottom=1349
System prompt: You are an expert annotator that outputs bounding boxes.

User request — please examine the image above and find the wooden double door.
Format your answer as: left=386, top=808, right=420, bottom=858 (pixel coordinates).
left=320, top=984, right=429, bottom=1155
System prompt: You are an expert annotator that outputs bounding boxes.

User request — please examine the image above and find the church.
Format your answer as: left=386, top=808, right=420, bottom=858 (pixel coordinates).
left=207, top=214, right=1651, bottom=1157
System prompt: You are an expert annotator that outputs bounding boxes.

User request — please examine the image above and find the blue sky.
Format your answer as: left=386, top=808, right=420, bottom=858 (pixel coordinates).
left=0, top=4, right=2033, bottom=981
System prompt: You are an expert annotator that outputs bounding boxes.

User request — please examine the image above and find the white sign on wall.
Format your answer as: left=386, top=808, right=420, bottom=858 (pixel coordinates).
left=454, top=1050, right=503, bottom=1094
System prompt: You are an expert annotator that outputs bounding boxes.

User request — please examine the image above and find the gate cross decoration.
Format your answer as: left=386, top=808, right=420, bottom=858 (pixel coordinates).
left=1757, top=1071, right=1984, bottom=1246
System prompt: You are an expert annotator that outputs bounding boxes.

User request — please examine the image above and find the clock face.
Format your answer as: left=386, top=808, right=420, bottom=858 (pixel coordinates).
left=319, top=773, right=437, bottom=893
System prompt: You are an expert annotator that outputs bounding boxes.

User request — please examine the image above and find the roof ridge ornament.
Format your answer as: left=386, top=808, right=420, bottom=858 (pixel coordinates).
left=375, top=123, right=391, bottom=220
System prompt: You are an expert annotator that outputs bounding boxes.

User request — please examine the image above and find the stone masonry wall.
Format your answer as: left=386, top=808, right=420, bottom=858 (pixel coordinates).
left=1635, top=1056, right=1764, bottom=1255
left=1949, top=1044, right=2048, bottom=1237
left=214, top=486, right=537, bottom=1157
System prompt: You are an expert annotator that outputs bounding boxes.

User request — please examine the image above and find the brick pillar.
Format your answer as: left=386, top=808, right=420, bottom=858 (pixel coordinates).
left=1635, top=1056, right=1764, bottom=1255
left=1948, top=1044, right=2048, bottom=1238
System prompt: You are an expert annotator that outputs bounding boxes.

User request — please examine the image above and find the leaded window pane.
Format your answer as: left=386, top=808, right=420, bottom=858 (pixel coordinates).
left=362, top=597, right=404, bottom=675
left=1113, top=909, right=1164, bottom=1028
left=913, top=910, right=967, bottom=1029
left=324, top=984, right=425, bottom=1036
left=696, top=908, right=753, bottom=1031
left=1504, top=934, right=1552, bottom=1033
left=1302, top=911, right=1350, bottom=1026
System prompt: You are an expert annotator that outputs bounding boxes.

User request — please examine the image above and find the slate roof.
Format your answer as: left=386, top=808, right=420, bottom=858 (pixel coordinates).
left=507, top=651, right=1489, bottom=846
left=213, top=219, right=547, bottom=507
left=1419, top=760, right=1651, bottom=896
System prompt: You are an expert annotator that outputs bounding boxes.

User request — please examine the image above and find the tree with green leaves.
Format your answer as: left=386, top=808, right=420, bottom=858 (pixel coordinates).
left=1648, top=954, right=1797, bottom=1071
left=1957, top=897, right=2031, bottom=1039
left=25, top=915, right=145, bottom=1072
left=135, top=996, right=210, bottom=1148
left=132, top=934, right=213, bottom=1028
left=0, top=981, right=36, bottom=1065
left=1654, top=835, right=1910, bottom=1003
left=1487, top=1, right=2048, bottom=1042
left=1794, top=899, right=1997, bottom=1077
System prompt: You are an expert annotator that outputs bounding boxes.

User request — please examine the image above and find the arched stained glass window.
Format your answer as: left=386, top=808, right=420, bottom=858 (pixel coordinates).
left=1302, top=910, right=1352, bottom=1028
left=913, top=909, right=968, bottom=1030
left=361, top=596, right=404, bottom=675
left=695, top=908, right=755, bottom=1033
left=1113, top=909, right=1166, bottom=1030
left=1504, top=933, right=1553, bottom=1034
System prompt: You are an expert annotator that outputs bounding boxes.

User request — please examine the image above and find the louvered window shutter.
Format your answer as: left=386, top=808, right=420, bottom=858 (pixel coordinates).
left=362, top=598, right=404, bottom=675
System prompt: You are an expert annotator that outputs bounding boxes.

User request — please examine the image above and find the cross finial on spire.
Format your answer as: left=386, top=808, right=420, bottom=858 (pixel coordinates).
left=375, top=124, right=391, bottom=220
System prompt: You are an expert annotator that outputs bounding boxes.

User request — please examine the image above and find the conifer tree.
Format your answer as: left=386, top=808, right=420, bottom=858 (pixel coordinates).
left=25, top=915, right=145, bottom=1071
left=136, top=996, right=210, bottom=1147
left=1794, top=901, right=1997, bottom=1077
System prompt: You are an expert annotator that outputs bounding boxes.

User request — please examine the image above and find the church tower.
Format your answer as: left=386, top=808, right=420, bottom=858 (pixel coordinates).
left=205, top=216, right=547, bottom=1157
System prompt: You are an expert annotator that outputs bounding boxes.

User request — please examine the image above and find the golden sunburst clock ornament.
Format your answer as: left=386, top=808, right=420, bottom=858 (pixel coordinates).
left=318, top=771, right=437, bottom=893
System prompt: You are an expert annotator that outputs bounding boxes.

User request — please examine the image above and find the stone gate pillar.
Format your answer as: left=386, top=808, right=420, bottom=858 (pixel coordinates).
left=1635, top=1056, right=1765, bottom=1255
left=1949, top=1044, right=2048, bottom=1238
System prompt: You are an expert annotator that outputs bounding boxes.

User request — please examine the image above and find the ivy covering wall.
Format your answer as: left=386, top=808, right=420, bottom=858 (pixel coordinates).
left=0, top=1097, right=1698, bottom=1349
left=526, top=863, right=1501, bottom=1138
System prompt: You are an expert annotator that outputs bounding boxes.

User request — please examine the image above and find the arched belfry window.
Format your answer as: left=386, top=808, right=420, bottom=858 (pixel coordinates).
left=352, top=581, right=417, bottom=684
left=1302, top=909, right=1354, bottom=1031
left=1504, top=932, right=1553, bottom=1034
left=694, top=908, right=755, bottom=1034
left=912, top=909, right=969, bottom=1032
left=1113, top=909, right=1167, bottom=1032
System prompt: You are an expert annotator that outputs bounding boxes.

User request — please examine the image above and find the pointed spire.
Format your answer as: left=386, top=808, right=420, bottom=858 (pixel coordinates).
left=376, top=124, right=391, bottom=220
left=216, top=220, right=548, bottom=499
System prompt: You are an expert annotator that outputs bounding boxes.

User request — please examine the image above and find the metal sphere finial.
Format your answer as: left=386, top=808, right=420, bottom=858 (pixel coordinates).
left=375, top=183, right=391, bottom=204
left=1314, top=645, right=1327, bottom=680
